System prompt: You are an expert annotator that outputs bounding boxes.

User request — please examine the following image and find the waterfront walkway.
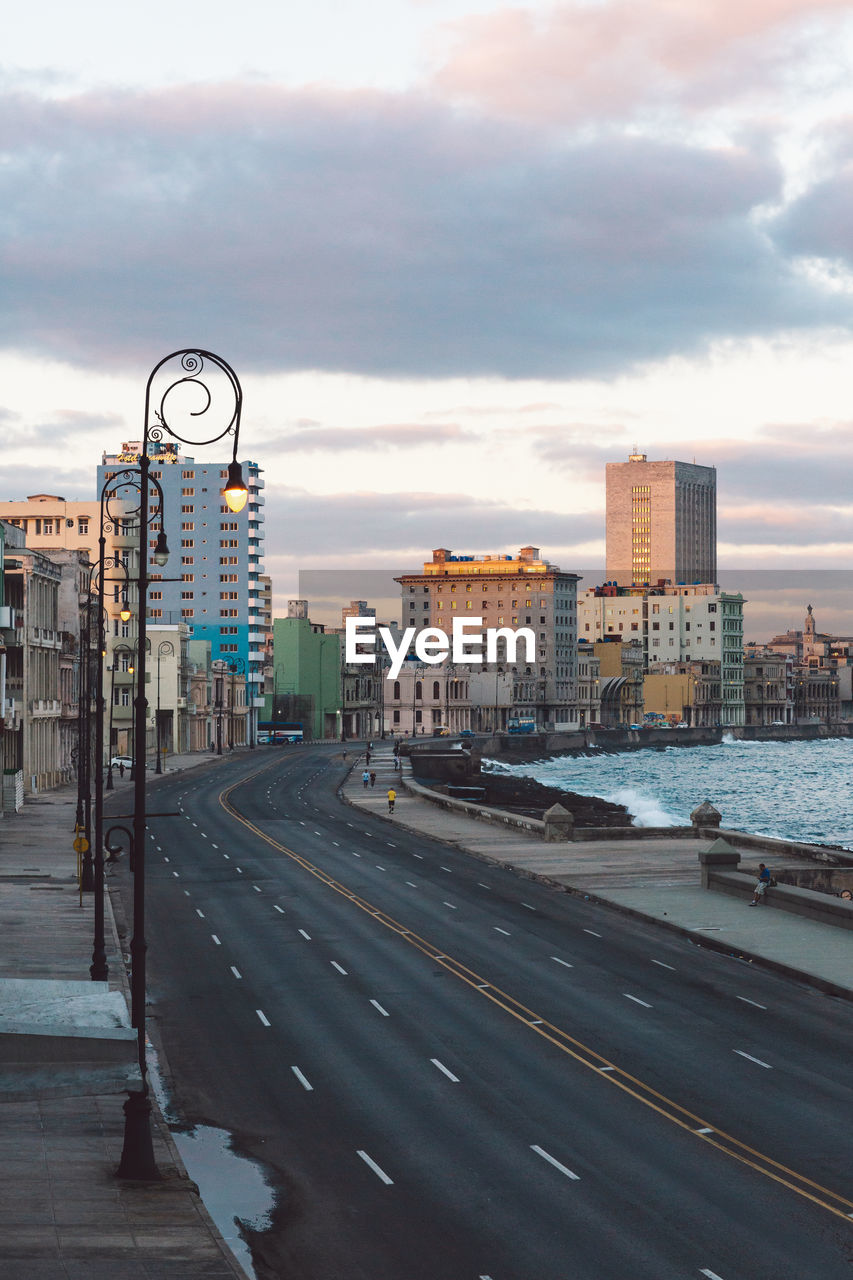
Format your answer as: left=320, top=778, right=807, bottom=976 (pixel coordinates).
left=0, top=751, right=245, bottom=1280
left=343, top=742, right=853, bottom=1001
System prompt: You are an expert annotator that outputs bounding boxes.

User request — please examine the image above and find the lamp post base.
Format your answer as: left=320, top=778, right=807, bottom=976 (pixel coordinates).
left=117, top=1090, right=160, bottom=1180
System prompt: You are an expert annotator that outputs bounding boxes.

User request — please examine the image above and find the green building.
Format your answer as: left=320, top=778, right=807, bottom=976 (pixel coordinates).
left=269, top=603, right=341, bottom=741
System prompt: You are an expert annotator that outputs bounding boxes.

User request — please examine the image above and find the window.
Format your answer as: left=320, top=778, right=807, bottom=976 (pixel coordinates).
left=149, top=591, right=162, bottom=601
left=393, top=709, right=400, bottom=724
left=415, top=709, right=422, bottom=724
left=415, top=681, right=422, bottom=700
left=393, top=681, right=400, bottom=700
left=181, top=538, right=194, bottom=548
left=181, top=521, right=194, bottom=531
left=433, top=680, right=440, bottom=700
left=182, top=470, right=195, bottom=479
left=181, top=555, right=194, bottom=564
left=181, top=590, right=194, bottom=599
left=78, top=517, right=89, bottom=535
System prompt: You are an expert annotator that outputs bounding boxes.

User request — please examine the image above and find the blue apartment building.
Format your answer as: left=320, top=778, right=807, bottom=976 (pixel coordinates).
left=97, top=442, right=266, bottom=730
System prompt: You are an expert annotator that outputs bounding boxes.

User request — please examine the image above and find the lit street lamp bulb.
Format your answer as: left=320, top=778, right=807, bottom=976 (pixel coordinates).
left=120, top=606, right=132, bottom=622
left=223, top=459, right=248, bottom=513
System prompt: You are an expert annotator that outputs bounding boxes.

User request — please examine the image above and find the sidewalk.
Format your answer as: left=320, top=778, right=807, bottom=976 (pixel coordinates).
left=343, top=742, right=853, bottom=1002
left=0, top=750, right=245, bottom=1279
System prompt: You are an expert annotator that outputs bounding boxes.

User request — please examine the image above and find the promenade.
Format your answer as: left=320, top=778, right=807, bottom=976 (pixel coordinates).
left=0, top=752, right=245, bottom=1280
left=343, top=742, right=853, bottom=1002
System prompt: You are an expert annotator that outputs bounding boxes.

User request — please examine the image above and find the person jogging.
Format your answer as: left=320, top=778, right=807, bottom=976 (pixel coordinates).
left=387, top=788, right=396, bottom=814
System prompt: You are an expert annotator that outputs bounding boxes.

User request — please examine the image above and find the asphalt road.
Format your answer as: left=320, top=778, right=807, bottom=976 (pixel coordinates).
left=109, top=745, right=853, bottom=1280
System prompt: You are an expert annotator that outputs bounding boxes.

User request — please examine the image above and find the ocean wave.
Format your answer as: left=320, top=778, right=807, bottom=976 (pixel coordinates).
left=606, top=787, right=681, bottom=828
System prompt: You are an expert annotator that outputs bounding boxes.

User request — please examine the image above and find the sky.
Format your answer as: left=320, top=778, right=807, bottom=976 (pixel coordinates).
left=4, top=0, right=853, bottom=637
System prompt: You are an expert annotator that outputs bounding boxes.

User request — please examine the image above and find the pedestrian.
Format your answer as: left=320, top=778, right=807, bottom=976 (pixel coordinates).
left=369, top=771, right=376, bottom=788
left=342, top=749, right=348, bottom=760
left=750, top=862, right=772, bottom=905
left=387, top=788, right=396, bottom=814
left=119, top=762, right=125, bottom=779
left=393, top=742, right=399, bottom=758
left=362, top=770, right=369, bottom=789
left=365, top=750, right=371, bottom=765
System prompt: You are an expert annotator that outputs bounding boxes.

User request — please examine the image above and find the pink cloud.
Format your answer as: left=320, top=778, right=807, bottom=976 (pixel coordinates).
left=431, top=0, right=851, bottom=123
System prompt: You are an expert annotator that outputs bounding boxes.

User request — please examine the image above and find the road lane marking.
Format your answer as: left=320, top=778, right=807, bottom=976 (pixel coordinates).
left=477, top=883, right=491, bottom=890
left=217, top=766, right=853, bottom=1226
left=352, top=852, right=362, bottom=858
left=256, top=1010, right=270, bottom=1027
left=406, top=881, right=418, bottom=888
left=253, top=885, right=262, bottom=892
left=332, top=842, right=340, bottom=847
left=298, top=929, right=311, bottom=941
left=413, top=853, right=424, bottom=859
left=494, top=927, right=511, bottom=936
left=231, top=967, right=242, bottom=979
left=357, top=1150, right=393, bottom=1185
left=651, top=959, right=675, bottom=971
left=583, top=929, right=602, bottom=937
left=531, top=1145, right=579, bottom=1181
left=736, top=996, right=767, bottom=1010
left=734, top=1050, right=772, bottom=1069
left=443, top=902, right=457, bottom=910
left=313, top=830, right=321, bottom=836
left=700, top=1270, right=726, bottom=1279
left=440, top=866, right=453, bottom=872
left=292, top=1066, right=313, bottom=1091
left=431, top=1058, right=459, bottom=1082
left=331, top=961, right=348, bottom=975
left=370, top=999, right=389, bottom=1016
left=212, top=843, right=218, bottom=849
left=163, top=856, right=170, bottom=862
left=521, top=903, right=536, bottom=911
left=195, top=909, right=205, bottom=918
left=211, top=935, right=221, bottom=945
left=386, top=842, right=396, bottom=848
left=274, top=904, right=285, bottom=913
left=172, top=871, right=179, bottom=878
left=375, top=865, right=386, bottom=871
left=201, top=832, right=208, bottom=839
left=551, top=957, right=573, bottom=969
left=624, top=994, right=653, bottom=1009
left=696, top=1127, right=714, bottom=1135
left=223, top=853, right=230, bottom=859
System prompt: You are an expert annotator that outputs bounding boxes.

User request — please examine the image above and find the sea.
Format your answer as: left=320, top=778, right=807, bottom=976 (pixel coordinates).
left=484, top=735, right=853, bottom=850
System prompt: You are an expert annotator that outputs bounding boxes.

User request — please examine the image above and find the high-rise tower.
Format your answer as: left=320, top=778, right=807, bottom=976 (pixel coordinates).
left=605, top=453, right=716, bottom=586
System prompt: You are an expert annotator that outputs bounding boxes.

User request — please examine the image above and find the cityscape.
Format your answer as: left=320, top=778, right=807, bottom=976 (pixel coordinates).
left=2, top=3, right=853, bottom=1278
left=1, top=447, right=850, bottom=794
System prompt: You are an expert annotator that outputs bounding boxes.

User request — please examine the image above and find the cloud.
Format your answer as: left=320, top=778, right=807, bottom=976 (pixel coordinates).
left=262, top=484, right=594, bottom=558
left=430, top=0, right=852, bottom=125
left=0, top=80, right=844, bottom=382
left=263, top=421, right=474, bottom=454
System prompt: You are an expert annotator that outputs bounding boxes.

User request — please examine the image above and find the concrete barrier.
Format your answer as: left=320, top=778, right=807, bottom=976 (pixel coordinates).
left=700, top=846, right=853, bottom=930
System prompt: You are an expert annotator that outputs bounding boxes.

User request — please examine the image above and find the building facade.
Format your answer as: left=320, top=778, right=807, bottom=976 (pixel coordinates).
left=606, top=453, right=716, bottom=586
left=98, top=444, right=266, bottom=742
left=397, top=546, right=580, bottom=731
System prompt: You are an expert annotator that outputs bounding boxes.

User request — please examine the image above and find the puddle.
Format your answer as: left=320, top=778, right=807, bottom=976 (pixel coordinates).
left=172, top=1124, right=275, bottom=1278
left=146, top=1046, right=276, bottom=1279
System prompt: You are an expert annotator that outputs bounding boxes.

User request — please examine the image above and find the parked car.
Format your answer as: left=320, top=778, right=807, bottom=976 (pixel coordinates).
left=110, top=755, right=133, bottom=768
left=628, top=724, right=643, bottom=730
left=675, top=722, right=689, bottom=729
left=434, top=727, right=450, bottom=737
left=459, top=729, right=475, bottom=737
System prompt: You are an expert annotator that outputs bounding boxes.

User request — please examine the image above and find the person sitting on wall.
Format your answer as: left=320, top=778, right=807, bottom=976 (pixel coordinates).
left=750, top=863, right=772, bottom=906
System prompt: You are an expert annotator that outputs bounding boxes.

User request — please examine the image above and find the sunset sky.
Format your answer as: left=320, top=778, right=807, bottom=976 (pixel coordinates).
left=4, top=1, right=853, bottom=635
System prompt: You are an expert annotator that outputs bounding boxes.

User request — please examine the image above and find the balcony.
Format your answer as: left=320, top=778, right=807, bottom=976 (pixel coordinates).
left=30, top=698, right=61, bottom=717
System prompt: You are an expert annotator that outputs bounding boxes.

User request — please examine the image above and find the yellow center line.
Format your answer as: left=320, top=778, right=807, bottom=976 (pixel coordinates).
left=219, top=767, right=853, bottom=1223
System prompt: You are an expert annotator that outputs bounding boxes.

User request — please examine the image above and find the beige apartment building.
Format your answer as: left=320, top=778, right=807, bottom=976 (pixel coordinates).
left=606, top=453, right=716, bottom=586
left=398, top=547, right=580, bottom=730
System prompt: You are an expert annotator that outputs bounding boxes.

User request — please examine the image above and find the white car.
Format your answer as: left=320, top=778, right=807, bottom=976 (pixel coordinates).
left=110, top=755, right=133, bottom=768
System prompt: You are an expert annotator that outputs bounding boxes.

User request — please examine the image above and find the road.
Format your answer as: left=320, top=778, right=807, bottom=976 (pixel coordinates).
left=109, top=745, right=853, bottom=1279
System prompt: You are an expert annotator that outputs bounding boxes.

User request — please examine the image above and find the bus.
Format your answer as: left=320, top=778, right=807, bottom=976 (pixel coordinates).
left=507, top=717, right=537, bottom=734
left=257, top=721, right=303, bottom=745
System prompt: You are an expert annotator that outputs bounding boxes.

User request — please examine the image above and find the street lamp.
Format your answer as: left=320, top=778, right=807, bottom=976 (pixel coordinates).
left=118, top=350, right=245, bottom=1181
left=155, top=640, right=175, bottom=773
left=228, top=656, right=245, bottom=748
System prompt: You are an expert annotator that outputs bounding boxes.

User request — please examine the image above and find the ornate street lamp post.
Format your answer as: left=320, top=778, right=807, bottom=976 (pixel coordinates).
left=229, top=656, right=245, bottom=747
left=155, top=640, right=175, bottom=774
left=118, top=351, right=246, bottom=1180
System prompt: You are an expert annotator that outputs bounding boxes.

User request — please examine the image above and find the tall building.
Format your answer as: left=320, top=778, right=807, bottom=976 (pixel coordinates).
left=98, top=443, right=266, bottom=741
left=606, top=453, right=716, bottom=586
left=397, top=546, right=580, bottom=731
